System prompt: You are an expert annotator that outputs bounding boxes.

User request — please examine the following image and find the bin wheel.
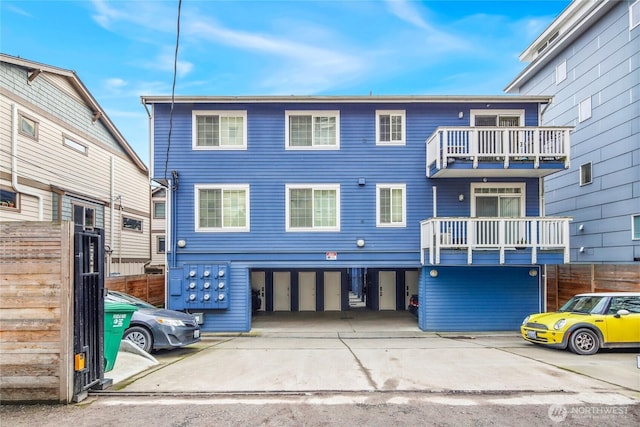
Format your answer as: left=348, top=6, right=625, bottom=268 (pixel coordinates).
left=123, top=326, right=153, bottom=353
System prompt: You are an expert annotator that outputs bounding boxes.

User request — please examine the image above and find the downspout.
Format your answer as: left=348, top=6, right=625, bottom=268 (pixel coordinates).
left=11, top=103, right=43, bottom=220
left=109, top=157, right=116, bottom=277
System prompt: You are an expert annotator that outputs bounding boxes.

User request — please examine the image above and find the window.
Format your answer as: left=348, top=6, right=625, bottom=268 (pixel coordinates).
left=471, top=183, right=524, bottom=217
left=376, top=110, right=405, bottom=145
left=157, top=236, right=166, bottom=254
left=285, top=111, right=339, bottom=149
left=0, top=188, right=18, bottom=209
left=556, top=60, right=567, bottom=84
left=153, top=201, right=165, bottom=219
left=632, top=215, right=640, bottom=240
left=73, top=204, right=95, bottom=229
left=63, top=135, right=88, bottom=154
left=192, top=111, right=247, bottom=150
left=286, top=184, right=340, bottom=231
left=579, top=97, right=592, bottom=122
left=580, top=162, right=592, bottom=186
left=631, top=0, right=639, bottom=30
left=123, top=216, right=143, bottom=232
left=195, top=184, right=249, bottom=232
left=377, top=184, right=406, bottom=227
left=18, top=114, right=38, bottom=140
left=471, top=110, right=524, bottom=127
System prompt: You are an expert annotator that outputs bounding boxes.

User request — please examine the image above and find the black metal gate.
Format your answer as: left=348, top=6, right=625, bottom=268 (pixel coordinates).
left=72, top=225, right=106, bottom=402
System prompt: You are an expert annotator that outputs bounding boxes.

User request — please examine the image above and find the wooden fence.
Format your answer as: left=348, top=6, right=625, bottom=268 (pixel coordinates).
left=0, top=222, right=74, bottom=403
left=106, top=274, right=165, bottom=307
left=546, top=264, right=640, bottom=311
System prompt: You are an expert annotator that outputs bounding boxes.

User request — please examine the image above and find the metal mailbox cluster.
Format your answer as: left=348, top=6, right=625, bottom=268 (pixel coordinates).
left=169, top=264, right=230, bottom=310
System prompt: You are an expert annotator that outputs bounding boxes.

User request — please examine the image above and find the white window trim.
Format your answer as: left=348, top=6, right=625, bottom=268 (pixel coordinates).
left=470, top=182, right=526, bottom=217
left=580, top=162, right=592, bottom=186
left=469, top=109, right=525, bottom=126
left=376, top=184, right=407, bottom=227
left=578, top=97, right=592, bottom=122
left=285, top=184, right=341, bottom=232
left=556, top=60, right=567, bottom=84
left=632, top=214, right=640, bottom=240
left=192, top=110, right=248, bottom=150
left=631, top=0, right=640, bottom=30
left=376, top=110, right=406, bottom=146
left=285, top=111, right=340, bottom=150
left=63, top=135, right=88, bottom=155
left=195, top=184, right=250, bottom=232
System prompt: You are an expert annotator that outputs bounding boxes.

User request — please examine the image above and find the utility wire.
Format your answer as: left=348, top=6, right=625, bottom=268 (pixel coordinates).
left=164, top=0, right=182, bottom=184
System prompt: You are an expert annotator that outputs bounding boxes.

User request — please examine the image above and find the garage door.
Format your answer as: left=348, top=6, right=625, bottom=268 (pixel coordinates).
left=420, top=266, right=540, bottom=331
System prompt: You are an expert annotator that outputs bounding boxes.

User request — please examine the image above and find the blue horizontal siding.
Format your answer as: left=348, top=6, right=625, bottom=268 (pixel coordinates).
left=419, top=266, right=540, bottom=331
left=153, top=101, right=544, bottom=268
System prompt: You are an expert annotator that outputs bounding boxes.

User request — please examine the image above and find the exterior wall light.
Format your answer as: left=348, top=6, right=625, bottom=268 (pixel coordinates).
left=177, top=239, right=187, bottom=248
left=356, top=239, right=365, bottom=248
left=529, top=269, right=538, bottom=277
left=458, top=194, right=464, bottom=201
left=429, top=269, right=438, bottom=278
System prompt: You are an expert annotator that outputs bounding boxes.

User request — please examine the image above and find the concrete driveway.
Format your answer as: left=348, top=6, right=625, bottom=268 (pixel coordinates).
left=104, top=311, right=640, bottom=399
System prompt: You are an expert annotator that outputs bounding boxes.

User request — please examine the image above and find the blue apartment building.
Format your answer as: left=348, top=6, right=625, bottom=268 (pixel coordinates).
left=506, top=0, right=640, bottom=263
left=141, top=95, right=572, bottom=332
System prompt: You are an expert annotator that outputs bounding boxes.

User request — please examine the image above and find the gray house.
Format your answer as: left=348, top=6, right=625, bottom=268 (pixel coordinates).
left=506, top=0, right=639, bottom=263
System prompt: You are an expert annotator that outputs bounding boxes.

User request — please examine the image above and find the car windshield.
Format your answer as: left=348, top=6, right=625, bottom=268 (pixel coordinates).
left=107, top=291, right=155, bottom=309
left=559, top=295, right=608, bottom=314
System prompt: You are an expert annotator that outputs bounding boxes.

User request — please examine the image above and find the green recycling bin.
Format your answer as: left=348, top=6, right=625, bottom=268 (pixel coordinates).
left=103, top=301, right=137, bottom=372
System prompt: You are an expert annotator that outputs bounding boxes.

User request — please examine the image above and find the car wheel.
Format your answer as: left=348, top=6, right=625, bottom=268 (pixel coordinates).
left=123, top=326, right=153, bottom=353
left=568, top=328, right=599, bottom=355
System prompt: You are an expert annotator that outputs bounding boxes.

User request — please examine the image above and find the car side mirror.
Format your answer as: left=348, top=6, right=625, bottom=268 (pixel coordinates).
left=614, top=309, right=630, bottom=318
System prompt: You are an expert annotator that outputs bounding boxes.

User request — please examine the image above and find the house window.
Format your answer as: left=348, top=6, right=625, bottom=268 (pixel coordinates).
left=63, top=135, right=88, bottom=154
left=73, top=204, right=96, bottom=229
left=580, top=162, right=592, bottom=186
left=153, top=201, right=165, bottom=219
left=579, top=97, right=592, bottom=122
left=286, top=184, right=340, bottom=231
left=632, top=215, right=640, bottom=240
left=556, top=60, right=567, bottom=84
left=376, top=110, right=405, bottom=145
left=285, top=111, right=339, bottom=149
left=0, top=188, right=18, bottom=209
left=631, top=0, right=639, bottom=30
left=123, top=216, right=143, bottom=232
left=471, top=110, right=524, bottom=127
left=195, top=184, right=249, bottom=231
left=471, top=183, right=525, bottom=217
left=157, top=236, right=166, bottom=253
left=192, top=111, right=247, bottom=150
left=18, top=114, right=38, bottom=140
left=377, top=184, right=406, bottom=227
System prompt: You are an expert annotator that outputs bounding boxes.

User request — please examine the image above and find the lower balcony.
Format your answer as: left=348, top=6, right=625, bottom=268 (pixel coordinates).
left=420, top=217, right=571, bottom=265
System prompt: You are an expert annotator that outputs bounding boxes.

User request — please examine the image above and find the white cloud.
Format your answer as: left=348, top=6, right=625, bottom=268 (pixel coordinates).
left=385, top=0, right=432, bottom=30
left=105, top=77, right=127, bottom=89
left=5, top=4, right=32, bottom=17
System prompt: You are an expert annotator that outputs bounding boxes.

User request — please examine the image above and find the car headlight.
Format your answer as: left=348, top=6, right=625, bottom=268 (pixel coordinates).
left=156, top=317, right=185, bottom=327
left=553, top=319, right=566, bottom=330
left=522, top=315, right=530, bottom=325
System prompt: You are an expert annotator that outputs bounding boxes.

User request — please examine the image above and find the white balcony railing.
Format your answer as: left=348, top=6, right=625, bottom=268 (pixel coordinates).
left=420, top=217, right=571, bottom=265
left=426, top=127, right=572, bottom=176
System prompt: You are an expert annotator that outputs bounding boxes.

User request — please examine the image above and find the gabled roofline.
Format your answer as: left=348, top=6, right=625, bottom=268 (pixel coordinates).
left=505, top=0, right=617, bottom=93
left=141, top=94, right=553, bottom=104
left=1, top=53, right=148, bottom=173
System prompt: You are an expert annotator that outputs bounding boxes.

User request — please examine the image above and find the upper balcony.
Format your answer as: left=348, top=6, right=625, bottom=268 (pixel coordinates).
left=426, top=127, right=572, bottom=178
left=420, top=217, right=571, bottom=266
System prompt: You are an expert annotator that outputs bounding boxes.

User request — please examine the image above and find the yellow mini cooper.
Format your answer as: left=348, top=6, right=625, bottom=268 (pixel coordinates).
left=521, top=292, right=640, bottom=355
